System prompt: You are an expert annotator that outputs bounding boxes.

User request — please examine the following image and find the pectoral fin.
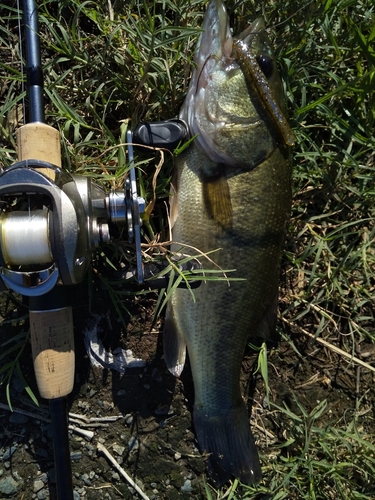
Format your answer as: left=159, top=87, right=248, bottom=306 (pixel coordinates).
left=202, top=174, right=233, bottom=230
left=163, top=303, right=186, bottom=377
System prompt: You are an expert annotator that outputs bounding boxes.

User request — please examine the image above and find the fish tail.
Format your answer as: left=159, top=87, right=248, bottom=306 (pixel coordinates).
left=194, top=400, right=262, bottom=486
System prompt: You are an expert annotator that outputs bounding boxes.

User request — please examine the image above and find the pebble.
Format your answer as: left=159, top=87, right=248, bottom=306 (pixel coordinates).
left=9, top=413, right=29, bottom=425
left=0, top=475, right=18, bottom=495
left=37, top=489, right=48, bottom=500
left=181, top=479, right=192, bottom=493
left=112, top=444, right=125, bottom=456
left=11, top=374, right=25, bottom=393
left=155, top=404, right=171, bottom=415
left=35, top=448, right=48, bottom=458
left=174, top=452, right=182, bottom=461
left=112, top=472, right=120, bottom=481
left=1, top=445, right=17, bottom=461
left=38, top=472, right=48, bottom=484
left=151, top=368, right=163, bottom=383
left=117, top=389, right=126, bottom=396
left=81, top=473, right=91, bottom=486
left=128, top=436, right=139, bottom=452
left=71, top=451, right=83, bottom=461
left=33, top=479, right=44, bottom=493
left=124, top=414, right=133, bottom=426
left=48, top=469, right=56, bottom=483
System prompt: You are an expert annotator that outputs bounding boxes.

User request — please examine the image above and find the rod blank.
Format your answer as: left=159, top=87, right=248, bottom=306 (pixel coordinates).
left=23, top=0, right=44, bottom=123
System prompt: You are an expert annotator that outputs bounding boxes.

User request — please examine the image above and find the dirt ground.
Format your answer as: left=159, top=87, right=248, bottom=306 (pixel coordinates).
left=1, top=277, right=375, bottom=500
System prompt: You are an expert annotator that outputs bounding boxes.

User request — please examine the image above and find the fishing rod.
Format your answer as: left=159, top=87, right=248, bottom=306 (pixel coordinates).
left=0, top=0, right=144, bottom=497
left=0, top=1, right=197, bottom=498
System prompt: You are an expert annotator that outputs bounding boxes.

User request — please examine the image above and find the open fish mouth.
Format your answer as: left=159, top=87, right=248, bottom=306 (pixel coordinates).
left=180, top=0, right=294, bottom=168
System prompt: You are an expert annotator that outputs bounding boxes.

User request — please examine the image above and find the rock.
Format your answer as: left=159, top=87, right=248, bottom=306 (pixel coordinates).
left=1, top=445, right=17, bottom=461
left=39, top=473, right=48, bottom=484
left=35, top=448, right=48, bottom=458
left=151, top=368, right=163, bottom=383
left=181, top=479, right=192, bottom=493
left=70, top=451, right=83, bottom=461
left=128, top=436, right=139, bottom=452
left=124, top=414, right=133, bottom=426
left=81, top=473, right=91, bottom=486
left=11, top=375, right=24, bottom=394
left=48, top=469, right=56, bottom=483
left=37, top=489, right=48, bottom=500
left=33, top=479, right=44, bottom=493
left=112, top=444, right=125, bottom=456
left=9, top=413, right=29, bottom=425
left=0, top=475, right=18, bottom=496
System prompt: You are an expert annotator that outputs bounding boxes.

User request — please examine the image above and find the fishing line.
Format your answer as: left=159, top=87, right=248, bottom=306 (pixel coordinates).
left=0, top=210, right=53, bottom=266
left=230, top=0, right=316, bottom=33
left=270, top=0, right=316, bottom=31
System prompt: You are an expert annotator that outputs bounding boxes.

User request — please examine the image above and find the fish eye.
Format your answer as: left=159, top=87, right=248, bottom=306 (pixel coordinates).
left=256, top=55, right=273, bottom=78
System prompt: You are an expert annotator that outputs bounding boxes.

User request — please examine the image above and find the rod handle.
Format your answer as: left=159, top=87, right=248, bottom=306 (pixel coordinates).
left=29, top=306, right=75, bottom=399
left=16, top=123, right=61, bottom=178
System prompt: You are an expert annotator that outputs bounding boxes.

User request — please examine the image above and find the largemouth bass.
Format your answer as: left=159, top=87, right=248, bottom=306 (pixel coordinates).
left=164, top=0, right=293, bottom=486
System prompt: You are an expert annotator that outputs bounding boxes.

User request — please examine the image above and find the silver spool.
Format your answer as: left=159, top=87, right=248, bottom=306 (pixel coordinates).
left=0, top=209, right=53, bottom=266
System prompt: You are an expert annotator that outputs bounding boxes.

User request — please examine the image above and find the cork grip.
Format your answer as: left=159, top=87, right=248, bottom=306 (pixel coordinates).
left=16, top=122, right=75, bottom=399
left=29, top=307, right=75, bottom=399
left=16, top=123, right=61, bottom=178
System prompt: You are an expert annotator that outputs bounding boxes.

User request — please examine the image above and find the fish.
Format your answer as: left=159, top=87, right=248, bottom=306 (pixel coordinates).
left=163, top=0, right=293, bottom=486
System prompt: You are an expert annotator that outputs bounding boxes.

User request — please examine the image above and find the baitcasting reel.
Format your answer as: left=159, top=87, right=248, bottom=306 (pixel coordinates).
left=0, top=129, right=144, bottom=295
left=0, top=120, right=190, bottom=297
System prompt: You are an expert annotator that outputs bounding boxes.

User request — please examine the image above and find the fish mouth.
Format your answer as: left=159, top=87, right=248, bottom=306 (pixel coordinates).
left=180, top=0, right=293, bottom=167
left=183, top=0, right=263, bottom=110
left=179, top=0, right=237, bottom=164
left=195, top=0, right=233, bottom=69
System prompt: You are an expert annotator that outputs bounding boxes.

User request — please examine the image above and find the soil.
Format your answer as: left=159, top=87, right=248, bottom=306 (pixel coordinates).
left=1, top=276, right=375, bottom=500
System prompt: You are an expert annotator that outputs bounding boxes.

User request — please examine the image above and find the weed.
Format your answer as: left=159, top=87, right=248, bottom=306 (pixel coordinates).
left=0, top=0, right=375, bottom=497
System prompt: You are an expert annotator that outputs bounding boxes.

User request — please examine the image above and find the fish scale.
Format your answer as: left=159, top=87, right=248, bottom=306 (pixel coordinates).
left=164, top=0, right=292, bottom=486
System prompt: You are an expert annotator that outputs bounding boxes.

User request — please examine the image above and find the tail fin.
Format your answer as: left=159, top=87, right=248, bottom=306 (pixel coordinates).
left=194, top=400, right=262, bottom=486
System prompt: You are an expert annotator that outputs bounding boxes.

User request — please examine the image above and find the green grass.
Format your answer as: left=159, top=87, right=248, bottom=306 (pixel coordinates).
left=1, top=0, right=375, bottom=498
